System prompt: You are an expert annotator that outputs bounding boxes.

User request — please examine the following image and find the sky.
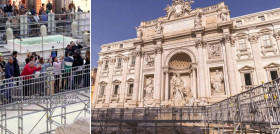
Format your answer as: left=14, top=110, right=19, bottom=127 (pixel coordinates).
left=91, top=0, right=280, bottom=67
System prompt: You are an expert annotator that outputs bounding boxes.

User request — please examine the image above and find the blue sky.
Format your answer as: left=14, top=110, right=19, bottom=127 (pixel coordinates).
left=91, top=0, right=280, bottom=67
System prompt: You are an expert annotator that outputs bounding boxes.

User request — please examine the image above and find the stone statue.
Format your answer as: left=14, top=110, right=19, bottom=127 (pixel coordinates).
left=165, top=4, right=174, bottom=20
left=211, top=70, right=224, bottom=94
left=144, top=77, right=154, bottom=99
left=165, top=0, right=194, bottom=20
left=155, top=21, right=163, bottom=34
left=40, top=25, right=47, bottom=37
left=218, top=6, right=229, bottom=22
left=71, top=20, right=78, bottom=37
left=6, top=28, right=13, bottom=41
left=135, top=27, right=143, bottom=39
left=194, top=13, right=202, bottom=28
left=171, top=73, right=185, bottom=100
left=145, top=54, right=154, bottom=66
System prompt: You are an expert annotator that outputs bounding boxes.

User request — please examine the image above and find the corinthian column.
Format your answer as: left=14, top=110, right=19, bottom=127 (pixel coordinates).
left=273, top=31, right=280, bottom=53
left=92, top=60, right=103, bottom=108
left=153, top=45, right=163, bottom=104
left=195, top=40, right=206, bottom=98
left=222, top=35, right=237, bottom=96
left=249, top=34, right=265, bottom=84
left=119, top=56, right=129, bottom=105
left=105, top=58, right=116, bottom=105
left=132, top=50, right=142, bottom=105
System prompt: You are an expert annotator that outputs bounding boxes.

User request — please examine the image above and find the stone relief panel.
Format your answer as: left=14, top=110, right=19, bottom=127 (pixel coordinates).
left=210, top=67, right=225, bottom=96
left=143, top=76, right=154, bottom=99
left=144, top=54, right=155, bottom=67
left=208, top=44, right=222, bottom=59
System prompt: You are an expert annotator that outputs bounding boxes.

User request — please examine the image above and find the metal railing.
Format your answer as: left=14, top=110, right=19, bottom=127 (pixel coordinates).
left=0, top=65, right=90, bottom=134
left=0, top=64, right=90, bottom=106
left=92, top=79, right=280, bottom=134
left=0, top=12, right=90, bottom=40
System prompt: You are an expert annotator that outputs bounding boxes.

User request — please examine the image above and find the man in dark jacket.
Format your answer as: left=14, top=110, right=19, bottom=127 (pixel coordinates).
left=4, top=56, right=14, bottom=102
left=73, top=49, right=83, bottom=89
left=12, top=51, right=20, bottom=77
left=70, top=41, right=83, bottom=53
left=46, top=0, right=52, bottom=11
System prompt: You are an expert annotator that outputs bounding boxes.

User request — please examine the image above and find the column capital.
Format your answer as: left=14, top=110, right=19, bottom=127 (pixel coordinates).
left=273, top=31, right=280, bottom=40
left=135, top=50, right=142, bottom=57
left=109, top=58, right=116, bottom=63
left=221, top=35, right=235, bottom=46
left=154, top=46, right=163, bottom=54
left=195, top=39, right=206, bottom=48
left=248, top=34, right=259, bottom=44
left=122, top=56, right=129, bottom=62
left=97, top=60, right=103, bottom=66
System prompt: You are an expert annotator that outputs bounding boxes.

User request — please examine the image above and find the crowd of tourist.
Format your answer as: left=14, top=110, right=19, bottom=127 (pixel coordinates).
left=0, top=0, right=87, bottom=38
left=0, top=41, right=90, bottom=105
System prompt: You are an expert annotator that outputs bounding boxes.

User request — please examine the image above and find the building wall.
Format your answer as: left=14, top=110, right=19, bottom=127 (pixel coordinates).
left=93, top=2, right=280, bottom=108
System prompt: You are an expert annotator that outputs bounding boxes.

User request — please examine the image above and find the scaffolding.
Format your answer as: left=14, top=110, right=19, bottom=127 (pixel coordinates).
left=0, top=65, right=91, bottom=134
left=92, top=79, right=280, bottom=134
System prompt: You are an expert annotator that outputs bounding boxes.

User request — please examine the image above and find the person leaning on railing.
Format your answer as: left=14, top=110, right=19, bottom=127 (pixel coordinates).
left=4, top=56, right=14, bottom=101
left=21, top=61, right=41, bottom=96
left=53, top=56, right=64, bottom=93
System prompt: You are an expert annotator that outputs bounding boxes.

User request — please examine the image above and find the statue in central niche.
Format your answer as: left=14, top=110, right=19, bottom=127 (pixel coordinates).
left=171, top=73, right=185, bottom=100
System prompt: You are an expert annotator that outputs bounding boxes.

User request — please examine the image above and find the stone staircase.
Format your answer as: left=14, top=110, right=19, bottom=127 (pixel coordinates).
left=0, top=40, right=11, bottom=60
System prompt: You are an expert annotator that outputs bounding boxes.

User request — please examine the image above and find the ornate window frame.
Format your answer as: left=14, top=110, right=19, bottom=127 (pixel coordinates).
left=110, top=80, right=121, bottom=103
left=234, top=33, right=251, bottom=59
left=97, top=81, right=107, bottom=103
left=259, top=29, right=277, bottom=56
left=239, top=66, right=255, bottom=91
left=264, top=63, right=280, bottom=81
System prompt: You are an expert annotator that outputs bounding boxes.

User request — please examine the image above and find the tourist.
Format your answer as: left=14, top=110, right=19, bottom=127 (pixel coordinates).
left=41, top=10, right=48, bottom=21
left=0, top=53, right=6, bottom=72
left=5, top=1, right=12, bottom=17
left=77, top=6, right=83, bottom=12
left=34, top=13, right=40, bottom=22
left=68, top=1, right=76, bottom=13
left=30, top=6, right=36, bottom=15
left=65, top=45, right=72, bottom=57
left=21, top=61, right=41, bottom=96
left=39, top=4, right=44, bottom=15
left=73, top=49, right=83, bottom=89
left=62, top=52, right=74, bottom=90
left=46, top=0, right=52, bottom=13
left=0, top=1, right=6, bottom=11
left=25, top=52, right=32, bottom=64
left=83, top=50, right=90, bottom=87
left=70, top=41, right=83, bottom=53
left=12, top=51, right=20, bottom=78
left=4, top=56, right=14, bottom=102
left=38, top=57, right=51, bottom=73
left=53, top=56, right=63, bottom=93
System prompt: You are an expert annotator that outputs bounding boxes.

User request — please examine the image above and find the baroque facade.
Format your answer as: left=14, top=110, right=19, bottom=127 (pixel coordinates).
left=93, top=0, right=280, bottom=108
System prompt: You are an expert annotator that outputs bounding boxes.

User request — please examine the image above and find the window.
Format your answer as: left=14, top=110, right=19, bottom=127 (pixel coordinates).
left=114, top=85, right=119, bottom=95
left=258, top=16, right=265, bottom=21
left=244, top=73, right=252, bottom=86
left=131, top=56, right=136, bottom=66
left=104, top=60, right=109, bottom=69
left=270, top=71, right=279, bottom=80
left=128, top=84, right=133, bottom=95
left=100, top=86, right=105, bottom=95
left=238, top=39, right=246, bottom=50
left=107, top=46, right=111, bottom=50
left=120, top=44, right=123, bottom=48
left=236, top=21, right=242, bottom=26
left=262, top=35, right=271, bottom=46
left=117, top=58, right=122, bottom=67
